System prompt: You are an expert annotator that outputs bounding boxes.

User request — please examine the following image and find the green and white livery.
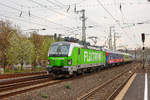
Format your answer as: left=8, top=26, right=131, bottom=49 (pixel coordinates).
left=47, top=41, right=105, bottom=77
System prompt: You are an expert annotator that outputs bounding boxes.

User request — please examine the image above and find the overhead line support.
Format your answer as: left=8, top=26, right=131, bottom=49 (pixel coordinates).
left=75, top=9, right=87, bottom=43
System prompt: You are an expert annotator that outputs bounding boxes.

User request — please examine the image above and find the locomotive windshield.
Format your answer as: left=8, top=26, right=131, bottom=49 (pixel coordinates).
left=49, top=43, right=70, bottom=57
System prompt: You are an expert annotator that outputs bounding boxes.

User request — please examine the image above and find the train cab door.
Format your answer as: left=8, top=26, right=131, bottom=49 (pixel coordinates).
left=77, top=48, right=81, bottom=66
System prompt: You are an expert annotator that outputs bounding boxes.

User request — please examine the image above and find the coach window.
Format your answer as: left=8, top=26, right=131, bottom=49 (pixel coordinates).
left=78, top=48, right=80, bottom=55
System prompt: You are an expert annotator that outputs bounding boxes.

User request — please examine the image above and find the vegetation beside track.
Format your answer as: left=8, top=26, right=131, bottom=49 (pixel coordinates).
left=3, top=67, right=46, bottom=74
left=0, top=21, right=63, bottom=74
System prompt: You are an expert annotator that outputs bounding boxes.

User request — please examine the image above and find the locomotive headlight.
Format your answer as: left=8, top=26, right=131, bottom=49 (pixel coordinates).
left=48, top=60, right=50, bottom=64
left=68, top=59, right=72, bottom=65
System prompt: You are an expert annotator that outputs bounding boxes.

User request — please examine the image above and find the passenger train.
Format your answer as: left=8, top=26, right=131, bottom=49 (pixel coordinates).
left=46, top=41, right=133, bottom=77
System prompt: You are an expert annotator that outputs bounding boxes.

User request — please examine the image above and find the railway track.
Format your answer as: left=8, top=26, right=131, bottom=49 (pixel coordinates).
left=0, top=70, right=82, bottom=99
left=0, top=71, right=47, bottom=79
left=0, top=63, right=136, bottom=99
left=106, top=71, right=135, bottom=100
left=0, top=75, right=50, bottom=92
left=77, top=67, right=136, bottom=100
left=0, top=66, right=122, bottom=99
left=0, top=74, right=55, bottom=99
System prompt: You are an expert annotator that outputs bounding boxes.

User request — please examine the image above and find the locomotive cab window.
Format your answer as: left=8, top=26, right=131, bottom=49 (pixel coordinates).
left=49, top=43, right=70, bottom=57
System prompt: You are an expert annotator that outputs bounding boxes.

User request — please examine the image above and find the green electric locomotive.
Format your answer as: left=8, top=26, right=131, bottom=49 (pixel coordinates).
left=47, top=41, right=106, bottom=77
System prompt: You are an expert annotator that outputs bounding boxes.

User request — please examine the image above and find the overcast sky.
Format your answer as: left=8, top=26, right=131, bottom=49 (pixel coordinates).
left=0, top=0, right=150, bottom=49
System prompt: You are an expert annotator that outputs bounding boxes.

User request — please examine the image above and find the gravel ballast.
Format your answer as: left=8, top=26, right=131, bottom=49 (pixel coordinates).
left=4, top=62, right=140, bottom=100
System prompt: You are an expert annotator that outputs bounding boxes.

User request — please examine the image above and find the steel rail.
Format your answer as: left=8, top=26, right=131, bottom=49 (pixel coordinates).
left=0, top=74, right=54, bottom=99
left=0, top=80, right=61, bottom=99
left=0, top=63, right=135, bottom=99
left=0, top=76, right=51, bottom=92
left=106, top=71, right=135, bottom=100
left=77, top=68, right=135, bottom=100
left=0, top=74, right=49, bottom=85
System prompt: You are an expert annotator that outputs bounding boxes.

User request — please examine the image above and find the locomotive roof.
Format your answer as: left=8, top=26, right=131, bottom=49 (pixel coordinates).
left=102, top=48, right=132, bottom=56
left=52, top=42, right=132, bottom=56
left=52, top=41, right=102, bottom=50
left=52, top=41, right=83, bottom=47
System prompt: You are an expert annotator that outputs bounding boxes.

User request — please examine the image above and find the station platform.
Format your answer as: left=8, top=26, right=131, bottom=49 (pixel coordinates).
left=115, top=72, right=149, bottom=100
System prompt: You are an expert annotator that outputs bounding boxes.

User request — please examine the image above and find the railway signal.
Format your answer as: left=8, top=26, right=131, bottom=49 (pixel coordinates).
left=141, top=33, right=145, bottom=43
left=141, top=33, right=145, bottom=69
left=142, top=47, right=145, bottom=50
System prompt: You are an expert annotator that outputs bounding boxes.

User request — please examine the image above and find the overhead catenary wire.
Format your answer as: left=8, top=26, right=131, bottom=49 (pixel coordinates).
left=7, top=0, right=79, bottom=24
left=0, top=2, right=74, bottom=31
left=46, top=0, right=64, bottom=8
left=95, top=0, right=142, bottom=48
left=54, top=0, right=87, bottom=6
left=1, top=0, right=149, bottom=48
left=7, top=0, right=115, bottom=39
left=29, top=0, right=80, bottom=21
left=54, top=0, right=66, bottom=6
left=8, top=0, right=61, bottom=9
left=0, top=14, right=52, bottom=29
left=96, top=0, right=120, bottom=24
left=28, top=0, right=82, bottom=32
left=29, top=0, right=66, bottom=16
left=0, top=1, right=87, bottom=38
left=118, top=1, right=140, bottom=44
left=42, top=0, right=85, bottom=35
left=0, top=15, right=77, bottom=36
left=0, top=3, right=82, bottom=36
left=7, top=0, right=27, bottom=8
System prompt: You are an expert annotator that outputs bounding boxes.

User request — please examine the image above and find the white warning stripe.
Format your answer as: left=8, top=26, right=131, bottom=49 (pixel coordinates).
left=144, top=73, right=148, bottom=100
